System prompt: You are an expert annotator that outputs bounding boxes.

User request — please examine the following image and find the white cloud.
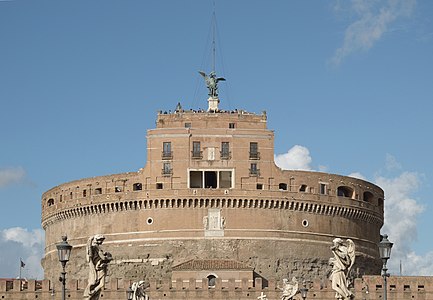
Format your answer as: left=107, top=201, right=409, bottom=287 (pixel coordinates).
left=0, top=227, right=44, bottom=279
left=375, top=171, right=432, bottom=275
left=330, top=0, right=416, bottom=66
left=0, top=167, right=26, bottom=188
left=274, top=145, right=313, bottom=170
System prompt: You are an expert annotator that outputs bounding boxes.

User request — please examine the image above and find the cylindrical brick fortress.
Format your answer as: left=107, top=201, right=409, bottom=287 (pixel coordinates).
left=41, top=109, right=384, bottom=282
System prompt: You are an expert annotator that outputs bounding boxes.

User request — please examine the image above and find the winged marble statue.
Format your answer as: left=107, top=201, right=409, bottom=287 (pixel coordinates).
left=329, top=238, right=355, bottom=299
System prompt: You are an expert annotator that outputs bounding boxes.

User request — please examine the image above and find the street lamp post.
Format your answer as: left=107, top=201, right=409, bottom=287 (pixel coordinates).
left=56, top=236, right=72, bottom=300
left=300, top=281, right=308, bottom=300
left=378, top=234, right=393, bottom=300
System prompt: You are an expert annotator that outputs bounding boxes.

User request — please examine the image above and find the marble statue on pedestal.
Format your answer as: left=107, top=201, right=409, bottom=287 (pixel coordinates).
left=280, top=277, right=298, bottom=300
left=83, top=234, right=113, bottom=300
left=131, top=280, right=149, bottom=300
left=329, top=238, right=355, bottom=299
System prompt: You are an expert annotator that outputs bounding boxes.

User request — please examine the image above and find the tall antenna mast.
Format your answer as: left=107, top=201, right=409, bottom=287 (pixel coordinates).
left=212, top=0, right=216, bottom=73
left=198, top=0, right=225, bottom=112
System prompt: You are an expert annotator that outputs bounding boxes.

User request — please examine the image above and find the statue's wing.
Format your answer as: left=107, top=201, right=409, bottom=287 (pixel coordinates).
left=289, top=281, right=299, bottom=298
left=346, top=239, right=356, bottom=271
left=198, top=71, right=206, bottom=78
left=217, top=77, right=226, bottom=81
left=86, top=237, right=93, bottom=263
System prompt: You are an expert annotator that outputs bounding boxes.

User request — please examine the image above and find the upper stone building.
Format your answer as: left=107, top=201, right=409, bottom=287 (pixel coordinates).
left=41, top=74, right=384, bottom=286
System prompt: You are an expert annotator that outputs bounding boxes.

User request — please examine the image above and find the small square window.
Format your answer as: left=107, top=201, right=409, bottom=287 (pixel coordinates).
left=133, top=183, right=142, bottom=191
left=156, top=183, right=163, bottom=189
left=229, top=123, right=235, bottom=129
left=256, top=183, right=263, bottom=190
left=95, top=188, right=102, bottom=195
left=185, top=122, right=191, bottom=128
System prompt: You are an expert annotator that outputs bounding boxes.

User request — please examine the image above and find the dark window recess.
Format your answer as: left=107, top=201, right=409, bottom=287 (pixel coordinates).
left=337, top=186, right=353, bottom=198
left=95, top=188, right=102, bottom=195
left=83, top=190, right=87, bottom=197
left=156, top=183, right=163, bottom=189
left=320, top=183, right=327, bottom=195
left=229, top=123, right=235, bottom=129
left=364, top=191, right=374, bottom=202
left=205, top=171, right=217, bottom=188
left=115, top=186, right=122, bottom=193
left=47, top=198, right=54, bottom=206
left=133, top=183, right=142, bottom=191
left=279, top=183, right=288, bottom=190
left=250, top=163, right=260, bottom=176
left=162, top=142, right=172, bottom=159
left=207, top=275, right=216, bottom=287
left=192, top=141, right=202, bottom=158
left=162, top=163, right=172, bottom=175
left=221, top=142, right=230, bottom=159
left=257, top=183, right=263, bottom=190
left=249, top=142, right=260, bottom=159
left=185, top=122, right=191, bottom=128
left=299, top=184, right=307, bottom=192
left=190, top=171, right=203, bottom=188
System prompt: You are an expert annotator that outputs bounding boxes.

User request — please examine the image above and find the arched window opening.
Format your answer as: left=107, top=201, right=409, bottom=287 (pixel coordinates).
left=207, top=275, right=217, bottom=288
left=378, top=198, right=384, bottom=207
left=299, top=184, right=307, bottom=192
left=337, top=186, right=354, bottom=198
left=363, top=191, right=374, bottom=202
left=47, top=198, right=54, bottom=206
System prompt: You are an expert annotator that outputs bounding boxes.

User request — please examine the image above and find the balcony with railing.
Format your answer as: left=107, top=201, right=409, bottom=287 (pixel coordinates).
left=191, top=151, right=203, bottom=159
left=220, top=151, right=231, bottom=160
left=249, top=168, right=260, bottom=176
left=162, top=151, right=173, bottom=160
left=249, top=151, right=260, bottom=160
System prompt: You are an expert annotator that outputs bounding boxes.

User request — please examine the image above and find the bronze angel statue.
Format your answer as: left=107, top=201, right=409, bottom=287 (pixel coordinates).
left=329, top=238, right=355, bottom=299
left=199, top=71, right=225, bottom=98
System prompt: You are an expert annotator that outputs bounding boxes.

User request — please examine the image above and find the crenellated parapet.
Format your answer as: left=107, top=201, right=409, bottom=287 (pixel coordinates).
left=2, top=276, right=432, bottom=300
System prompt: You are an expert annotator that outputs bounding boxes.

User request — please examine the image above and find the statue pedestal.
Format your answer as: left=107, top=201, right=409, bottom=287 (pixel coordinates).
left=207, top=97, right=220, bottom=112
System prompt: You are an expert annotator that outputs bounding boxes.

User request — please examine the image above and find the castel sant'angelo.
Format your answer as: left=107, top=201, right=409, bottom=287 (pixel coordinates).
left=3, top=65, right=433, bottom=300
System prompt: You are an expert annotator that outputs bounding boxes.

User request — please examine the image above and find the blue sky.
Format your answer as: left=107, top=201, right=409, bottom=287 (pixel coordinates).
left=1, top=0, right=432, bottom=278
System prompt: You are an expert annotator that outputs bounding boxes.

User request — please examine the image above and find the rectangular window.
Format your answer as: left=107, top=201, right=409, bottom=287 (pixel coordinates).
left=250, top=163, right=259, bottom=176
left=190, top=171, right=203, bottom=188
left=192, top=141, right=202, bottom=158
left=185, top=122, right=191, bottom=128
left=219, top=171, right=232, bottom=188
left=95, top=188, right=102, bottom=194
left=320, top=183, right=328, bottom=195
left=133, top=183, right=142, bottom=191
left=249, top=142, right=259, bottom=159
left=229, top=123, right=235, bottom=129
left=162, top=162, right=172, bottom=175
left=256, top=183, right=263, bottom=190
left=221, top=142, right=230, bottom=159
left=83, top=190, right=87, bottom=197
left=156, top=183, right=163, bottom=189
left=162, top=142, right=172, bottom=159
